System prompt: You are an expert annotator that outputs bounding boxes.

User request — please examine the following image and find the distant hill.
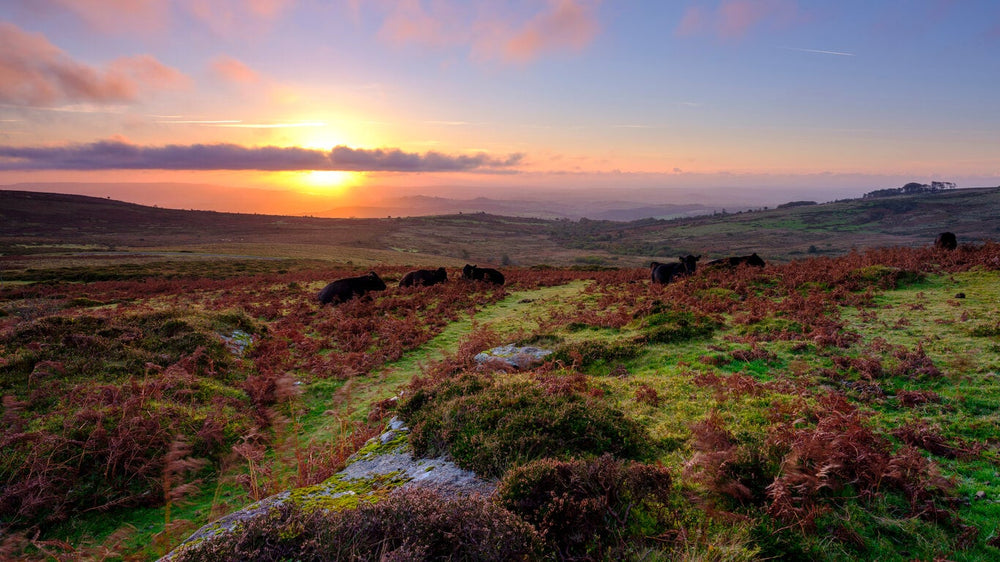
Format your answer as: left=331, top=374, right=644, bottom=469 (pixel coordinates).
left=312, top=195, right=719, bottom=221
left=1, top=182, right=323, bottom=216
left=1, top=182, right=726, bottom=221
left=2, top=187, right=998, bottom=266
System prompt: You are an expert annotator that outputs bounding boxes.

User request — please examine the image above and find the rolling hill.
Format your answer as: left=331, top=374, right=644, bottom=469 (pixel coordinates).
left=2, top=187, right=999, bottom=270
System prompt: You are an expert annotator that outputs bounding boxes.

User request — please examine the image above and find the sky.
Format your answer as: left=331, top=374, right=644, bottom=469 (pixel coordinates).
left=1, top=0, right=999, bottom=211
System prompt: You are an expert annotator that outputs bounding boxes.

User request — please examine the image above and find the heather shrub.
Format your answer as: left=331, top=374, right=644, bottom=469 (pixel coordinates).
left=174, top=488, right=541, bottom=561
left=0, top=309, right=258, bottom=528
left=0, top=310, right=243, bottom=386
left=637, top=308, right=719, bottom=344
left=496, top=455, right=674, bottom=559
left=847, top=265, right=925, bottom=289
left=551, top=338, right=645, bottom=368
left=398, top=373, right=650, bottom=477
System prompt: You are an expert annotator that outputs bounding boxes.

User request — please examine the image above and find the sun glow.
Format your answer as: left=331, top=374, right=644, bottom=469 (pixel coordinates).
left=289, top=170, right=362, bottom=194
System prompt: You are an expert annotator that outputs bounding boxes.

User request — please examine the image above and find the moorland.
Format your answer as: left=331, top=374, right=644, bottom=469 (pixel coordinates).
left=0, top=187, right=998, bottom=560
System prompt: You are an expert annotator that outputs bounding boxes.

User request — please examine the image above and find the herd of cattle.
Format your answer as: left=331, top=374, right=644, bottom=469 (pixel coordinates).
left=317, top=264, right=503, bottom=305
left=317, top=232, right=959, bottom=305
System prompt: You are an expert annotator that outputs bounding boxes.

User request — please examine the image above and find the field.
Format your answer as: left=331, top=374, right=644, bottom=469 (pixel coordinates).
left=1, top=190, right=999, bottom=560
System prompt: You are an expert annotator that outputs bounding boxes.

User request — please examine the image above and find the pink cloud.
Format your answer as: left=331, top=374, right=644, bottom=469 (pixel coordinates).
left=245, top=0, right=294, bottom=19
left=501, top=0, right=601, bottom=63
left=110, top=55, right=191, bottom=90
left=676, top=0, right=801, bottom=40
left=14, top=0, right=293, bottom=37
left=209, top=55, right=260, bottom=84
left=675, top=6, right=708, bottom=37
left=179, top=0, right=294, bottom=37
left=373, top=0, right=601, bottom=63
left=13, top=0, right=170, bottom=34
left=377, top=0, right=461, bottom=48
left=0, top=23, right=188, bottom=106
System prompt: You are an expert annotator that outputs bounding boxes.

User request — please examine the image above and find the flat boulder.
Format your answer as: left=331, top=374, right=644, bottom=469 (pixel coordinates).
left=474, top=344, right=553, bottom=370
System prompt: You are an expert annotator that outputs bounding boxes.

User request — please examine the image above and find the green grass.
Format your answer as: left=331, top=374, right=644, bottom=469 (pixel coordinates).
left=4, top=249, right=1000, bottom=560
left=278, top=279, right=600, bottom=525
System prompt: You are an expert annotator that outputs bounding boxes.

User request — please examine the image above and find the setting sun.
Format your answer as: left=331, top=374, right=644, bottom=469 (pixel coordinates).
left=295, top=170, right=361, bottom=193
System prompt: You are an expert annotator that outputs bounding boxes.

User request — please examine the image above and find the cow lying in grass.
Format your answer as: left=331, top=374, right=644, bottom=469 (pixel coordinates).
left=462, top=264, right=505, bottom=285
left=650, top=255, right=700, bottom=284
left=399, top=267, right=448, bottom=287
left=704, top=252, right=766, bottom=269
left=318, top=271, right=387, bottom=305
left=935, top=232, right=957, bottom=250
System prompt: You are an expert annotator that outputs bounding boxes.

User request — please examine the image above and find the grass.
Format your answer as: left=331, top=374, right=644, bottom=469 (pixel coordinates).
left=3, top=236, right=1000, bottom=559
left=300, top=281, right=591, bottom=435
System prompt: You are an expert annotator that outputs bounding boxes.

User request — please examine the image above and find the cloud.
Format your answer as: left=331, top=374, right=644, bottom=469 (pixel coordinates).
left=676, top=0, right=801, bottom=40
left=0, top=140, right=524, bottom=172
left=14, top=0, right=170, bottom=34
left=178, top=0, right=294, bottom=36
left=209, top=55, right=261, bottom=84
left=0, top=23, right=189, bottom=106
left=155, top=118, right=325, bottom=128
left=109, top=54, right=190, bottom=88
left=373, top=0, right=601, bottom=64
left=498, top=0, right=601, bottom=63
left=14, top=0, right=292, bottom=37
left=377, top=0, right=463, bottom=48
left=330, top=146, right=523, bottom=171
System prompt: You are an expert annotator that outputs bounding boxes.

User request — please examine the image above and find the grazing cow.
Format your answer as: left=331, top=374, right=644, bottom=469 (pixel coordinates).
left=935, top=232, right=957, bottom=250
left=704, top=253, right=766, bottom=269
left=399, top=267, right=448, bottom=287
left=462, top=264, right=505, bottom=285
left=650, top=255, right=701, bottom=284
left=317, top=271, right=387, bottom=305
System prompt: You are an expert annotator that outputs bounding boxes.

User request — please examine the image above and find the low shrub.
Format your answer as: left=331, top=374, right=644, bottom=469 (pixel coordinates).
left=174, top=488, right=541, bottom=561
left=848, top=265, right=925, bottom=290
left=634, top=384, right=661, bottom=407
left=398, top=373, right=650, bottom=477
left=0, top=310, right=257, bottom=528
left=766, top=396, right=960, bottom=531
left=496, top=455, right=674, bottom=560
left=638, top=309, right=719, bottom=344
left=551, top=338, right=645, bottom=368
left=892, top=422, right=982, bottom=460
left=684, top=413, right=780, bottom=509
left=896, top=389, right=943, bottom=408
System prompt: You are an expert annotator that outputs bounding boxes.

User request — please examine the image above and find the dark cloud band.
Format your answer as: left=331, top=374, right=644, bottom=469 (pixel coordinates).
left=0, top=141, right=523, bottom=172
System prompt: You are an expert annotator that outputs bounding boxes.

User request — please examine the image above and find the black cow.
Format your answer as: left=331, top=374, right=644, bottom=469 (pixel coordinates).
left=704, top=253, right=766, bottom=269
left=462, top=264, right=505, bottom=285
left=651, top=255, right=700, bottom=284
left=317, top=271, right=387, bottom=305
left=935, top=232, right=957, bottom=251
left=399, top=267, right=448, bottom=287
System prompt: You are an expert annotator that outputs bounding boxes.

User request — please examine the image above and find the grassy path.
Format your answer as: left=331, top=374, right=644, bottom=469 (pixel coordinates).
left=302, top=281, right=589, bottom=438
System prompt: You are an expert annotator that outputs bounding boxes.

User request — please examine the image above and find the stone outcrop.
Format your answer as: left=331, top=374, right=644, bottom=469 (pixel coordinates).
left=162, top=417, right=494, bottom=560
left=474, top=344, right=553, bottom=370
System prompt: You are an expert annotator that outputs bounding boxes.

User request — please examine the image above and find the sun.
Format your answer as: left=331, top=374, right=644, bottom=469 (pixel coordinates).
left=303, top=170, right=353, bottom=187
left=294, top=170, right=360, bottom=194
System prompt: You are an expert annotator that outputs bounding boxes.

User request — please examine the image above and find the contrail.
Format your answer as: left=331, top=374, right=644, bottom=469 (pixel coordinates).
left=784, top=47, right=855, bottom=56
